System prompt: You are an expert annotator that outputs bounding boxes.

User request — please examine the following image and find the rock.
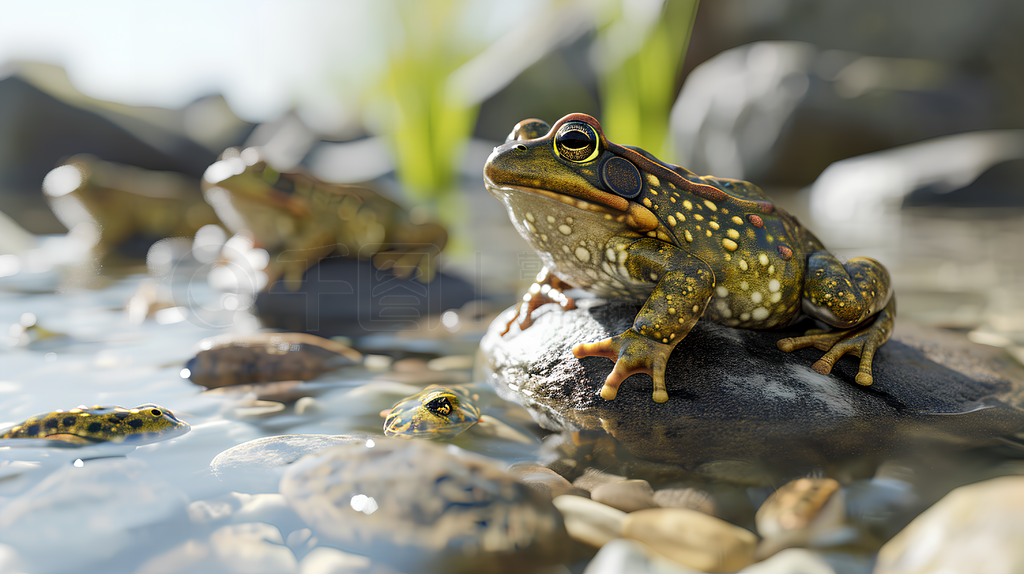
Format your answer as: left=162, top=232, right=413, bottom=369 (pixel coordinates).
left=481, top=300, right=1024, bottom=481
left=298, top=547, right=371, bottom=574
left=621, top=508, right=759, bottom=572
left=582, top=538, right=700, bottom=574
left=591, top=480, right=659, bottom=513
left=551, top=495, right=627, bottom=548
left=755, top=478, right=847, bottom=558
left=652, top=487, right=717, bottom=516
left=185, top=332, right=361, bottom=389
left=737, top=548, right=836, bottom=574
left=0, top=458, right=188, bottom=572
left=508, top=462, right=586, bottom=499
left=874, top=475, right=1024, bottom=574
left=572, top=468, right=628, bottom=493
left=208, top=522, right=298, bottom=574
left=279, top=438, right=570, bottom=573
left=210, top=434, right=364, bottom=493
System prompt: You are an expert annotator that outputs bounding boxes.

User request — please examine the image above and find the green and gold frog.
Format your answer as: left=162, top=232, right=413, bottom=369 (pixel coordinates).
left=485, top=113, right=894, bottom=403
left=382, top=385, right=482, bottom=440
left=202, top=147, right=447, bottom=289
left=0, top=404, right=190, bottom=445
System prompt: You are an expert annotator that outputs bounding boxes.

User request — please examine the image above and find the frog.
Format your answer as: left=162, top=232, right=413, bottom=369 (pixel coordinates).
left=382, top=385, right=482, bottom=440
left=484, top=113, right=894, bottom=403
left=202, top=147, right=448, bottom=290
left=0, top=404, right=190, bottom=445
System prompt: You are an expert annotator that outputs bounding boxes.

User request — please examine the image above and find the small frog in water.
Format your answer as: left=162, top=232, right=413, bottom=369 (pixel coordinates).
left=382, top=386, right=482, bottom=440
left=202, top=147, right=448, bottom=289
left=485, top=113, right=894, bottom=403
left=0, top=404, right=190, bottom=445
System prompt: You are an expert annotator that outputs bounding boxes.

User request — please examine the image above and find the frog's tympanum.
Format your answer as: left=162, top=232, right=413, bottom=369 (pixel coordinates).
left=485, top=113, right=894, bottom=403
left=382, top=386, right=482, bottom=439
left=202, top=147, right=448, bottom=289
left=0, top=404, right=190, bottom=445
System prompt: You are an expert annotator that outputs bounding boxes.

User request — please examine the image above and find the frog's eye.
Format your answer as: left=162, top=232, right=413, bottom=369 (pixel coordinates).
left=555, top=121, right=600, bottom=163
left=424, top=396, right=454, bottom=417
left=150, top=409, right=162, bottom=417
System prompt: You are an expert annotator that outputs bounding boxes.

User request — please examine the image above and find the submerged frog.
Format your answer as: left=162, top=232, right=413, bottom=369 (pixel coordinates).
left=202, top=147, right=447, bottom=289
left=382, top=386, right=482, bottom=440
left=0, top=404, right=190, bottom=445
left=485, top=113, right=894, bottom=403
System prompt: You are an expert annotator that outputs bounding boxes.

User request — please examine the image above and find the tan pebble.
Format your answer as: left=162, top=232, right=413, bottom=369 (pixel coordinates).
left=653, top=487, right=717, bottom=516
left=591, top=480, right=659, bottom=513
left=572, top=468, right=627, bottom=493
left=552, top=495, right=627, bottom=548
left=622, top=508, right=758, bottom=572
left=507, top=462, right=586, bottom=499
left=754, top=477, right=845, bottom=560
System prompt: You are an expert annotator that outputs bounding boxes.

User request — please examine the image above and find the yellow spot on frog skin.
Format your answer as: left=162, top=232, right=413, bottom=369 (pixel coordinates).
left=732, top=216, right=743, bottom=225
left=724, top=253, right=732, bottom=261
left=740, top=281, right=748, bottom=290
left=716, top=286, right=729, bottom=297
left=770, top=292, right=782, bottom=303
left=693, top=214, right=704, bottom=221
left=668, top=215, right=677, bottom=226
left=739, top=259, right=748, bottom=271
left=722, top=238, right=738, bottom=251
left=562, top=246, right=570, bottom=253
left=683, top=200, right=693, bottom=210
left=769, top=265, right=775, bottom=274
left=727, top=229, right=739, bottom=240
left=676, top=212, right=685, bottom=221
left=643, top=197, right=652, bottom=208
left=546, top=215, right=555, bottom=223
left=525, top=220, right=536, bottom=233
left=526, top=213, right=535, bottom=222
left=575, top=247, right=590, bottom=262
left=751, top=292, right=763, bottom=304
left=540, top=234, right=548, bottom=241
left=741, top=312, right=751, bottom=321
left=684, top=230, right=693, bottom=242
left=759, top=253, right=769, bottom=266
left=647, top=174, right=660, bottom=186
left=706, top=229, right=712, bottom=237
left=693, top=304, right=700, bottom=312
left=567, top=217, right=574, bottom=224
left=709, top=221, right=720, bottom=230
left=670, top=196, right=676, bottom=203
left=704, top=200, right=717, bottom=211
left=752, top=307, right=770, bottom=320
left=559, top=225, right=572, bottom=235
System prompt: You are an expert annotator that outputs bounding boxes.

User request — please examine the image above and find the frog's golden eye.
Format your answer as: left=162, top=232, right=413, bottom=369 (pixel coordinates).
left=424, top=396, right=454, bottom=417
left=150, top=409, right=162, bottom=417
left=555, top=121, right=599, bottom=163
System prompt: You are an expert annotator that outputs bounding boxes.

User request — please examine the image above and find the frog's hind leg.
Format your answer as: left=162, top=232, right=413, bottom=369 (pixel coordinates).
left=777, top=254, right=894, bottom=385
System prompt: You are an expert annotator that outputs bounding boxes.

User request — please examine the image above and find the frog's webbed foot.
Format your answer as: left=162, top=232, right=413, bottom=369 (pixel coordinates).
left=501, top=268, right=576, bottom=336
left=777, top=298, right=895, bottom=386
left=573, top=329, right=673, bottom=403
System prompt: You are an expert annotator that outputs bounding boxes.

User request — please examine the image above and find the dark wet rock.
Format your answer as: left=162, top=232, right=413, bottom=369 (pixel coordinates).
left=481, top=300, right=1024, bottom=482
left=279, top=438, right=570, bottom=574
left=209, top=434, right=364, bottom=493
left=254, top=256, right=481, bottom=337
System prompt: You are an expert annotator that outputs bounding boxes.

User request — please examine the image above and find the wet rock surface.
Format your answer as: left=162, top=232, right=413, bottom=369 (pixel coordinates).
left=278, top=438, right=570, bottom=574
left=481, top=300, right=1024, bottom=478
left=209, top=434, right=365, bottom=493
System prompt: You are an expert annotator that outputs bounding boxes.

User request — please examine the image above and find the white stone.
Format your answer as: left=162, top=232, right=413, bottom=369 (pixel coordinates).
left=209, top=522, right=298, bottom=574
left=552, top=495, right=627, bottom=548
left=738, top=548, right=836, bottom=573
left=298, top=547, right=371, bottom=574
left=622, top=508, right=758, bottom=572
left=583, top=539, right=700, bottom=574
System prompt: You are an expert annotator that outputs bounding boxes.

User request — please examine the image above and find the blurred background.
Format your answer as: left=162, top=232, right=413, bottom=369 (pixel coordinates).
left=1, top=0, right=1024, bottom=352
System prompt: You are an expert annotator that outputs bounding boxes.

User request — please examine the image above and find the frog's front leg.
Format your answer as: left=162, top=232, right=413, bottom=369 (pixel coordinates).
left=500, top=267, right=577, bottom=336
left=777, top=254, right=894, bottom=385
left=572, top=238, right=715, bottom=403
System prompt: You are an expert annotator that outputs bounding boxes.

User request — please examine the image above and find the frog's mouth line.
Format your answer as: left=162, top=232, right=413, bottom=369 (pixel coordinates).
left=484, top=177, right=660, bottom=232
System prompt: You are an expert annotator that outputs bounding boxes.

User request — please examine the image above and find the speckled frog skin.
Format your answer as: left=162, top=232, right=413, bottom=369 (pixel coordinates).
left=484, top=113, right=894, bottom=403
left=0, top=404, right=190, bottom=445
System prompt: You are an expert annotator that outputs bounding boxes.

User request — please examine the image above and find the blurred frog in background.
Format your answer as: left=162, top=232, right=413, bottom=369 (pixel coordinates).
left=202, top=147, right=448, bottom=290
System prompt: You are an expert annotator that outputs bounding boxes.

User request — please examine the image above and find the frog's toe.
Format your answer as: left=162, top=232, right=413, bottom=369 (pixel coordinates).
left=574, top=330, right=672, bottom=403
left=780, top=325, right=885, bottom=386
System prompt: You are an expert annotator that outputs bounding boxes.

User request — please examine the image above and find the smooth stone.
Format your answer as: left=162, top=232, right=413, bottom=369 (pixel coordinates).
left=591, top=479, right=659, bottom=513
left=508, top=462, right=587, bottom=499
left=552, top=495, right=627, bottom=548
left=279, top=438, right=569, bottom=573
left=738, top=548, right=837, bottom=574
left=582, top=538, right=700, bottom=574
left=134, top=539, right=215, bottom=574
left=210, top=434, right=364, bottom=493
left=0, top=458, right=188, bottom=572
left=652, top=487, right=717, bottom=516
left=298, top=547, right=371, bottom=574
left=622, top=508, right=759, bottom=573
left=209, top=522, right=298, bottom=574
left=572, top=468, right=628, bottom=493
left=755, top=478, right=846, bottom=557
left=875, top=475, right=1024, bottom=574
left=481, top=301, right=1024, bottom=480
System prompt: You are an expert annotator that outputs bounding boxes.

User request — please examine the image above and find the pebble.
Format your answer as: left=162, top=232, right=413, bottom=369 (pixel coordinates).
left=621, top=508, right=758, bottom=572
left=0, top=458, right=188, bottom=571
left=591, top=479, right=659, bottom=513
left=582, top=538, right=700, bottom=574
left=875, top=475, right=1024, bottom=574
left=755, top=478, right=846, bottom=558
left=552, top=494, right=627, bottom=548
left=279, top=438, right=570, bottom=573
left=508, top=462, right=585, bottom=499
left=652, top=487, right=717, bottom=516
left=209, top=522, right=298, bottom=574
left=572, top=467, right=627, bottom=493
left=210, top=434, right=364, bottom=493
left=297, top=547, right=371, bottom=574
left=737, top=548, right=836, bottom=573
